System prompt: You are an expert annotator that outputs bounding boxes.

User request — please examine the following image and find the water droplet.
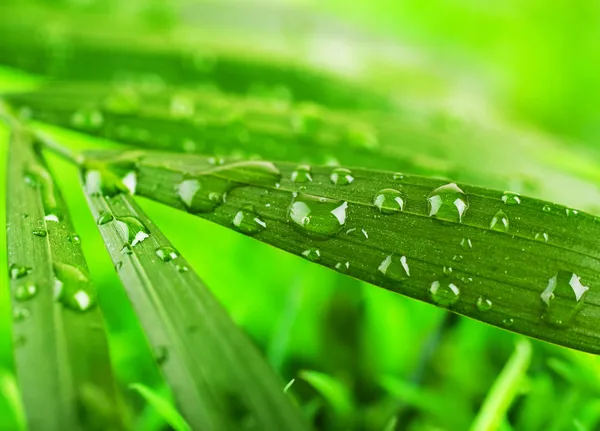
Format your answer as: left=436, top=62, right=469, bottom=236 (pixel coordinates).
left=45, top=214, right=60, bottom=223
left=15, top=284, right=37, bottom=302
left=489, top=210, right=509, bottom=232
left=542, top=204, right=552, bottom=212
left=443, top=266, right=453, bottom=275
left=32, top=229, right=47, bottom=237
left=460, top=238, right=473, bottom=249
left=154, top=346, right=169, bottom=365
left=335, top=261, right=350, bottom=272
left=156, top=246, right=178, bottom=262
left=476, top=296, right=492, bottom=311
left=373, top=189, right=405, bottom=214
left=346, top=228, right=369, bottom=240
left=302, top=248, right=321, bottom=261
left=452, top=254, right=464, bottom=262
left=502, top=191, right=521, bottom=205
left=84, top=169, right=129, bottom=198
left=288, top=193, right=348, bottom=238
left=503, top=318, right=514, bottom=327
left=429, top=279, right=460, bottom=306
left=392, top=173, right=404, bottom=180
left=291, top=164, right=312, bottom=183
left=71, top=108, right=104, bottom=130
left=9, top=264, right=31, bottom=280
left=330, top=168, right=354, bottom=185
left=427, top=183, right=468, bottom=223
left=378, top=255, right=410, bottom=281
left=534, top=232, right=549, bottom=242
left=53, top=263, right=97, bottom=312
left=122, top=171, right=138, bottom=195
left=177, top=178, right=230, bottom=214
left=176, top=264, right=189, bottom=273
left=115, top=217, right=150, bottom=247
left=232, top=206, right=266, bottom=235
left=115, top=262, right=123, bottom=271
left=97, top=212, right=114, bottom=225
left=13, top=307, right=30, bottom=322
left=566, top=208, right=579, bottom=217
left=540, top=271, right=589, bottom=327
left=67, top=234, right=81, bottom=244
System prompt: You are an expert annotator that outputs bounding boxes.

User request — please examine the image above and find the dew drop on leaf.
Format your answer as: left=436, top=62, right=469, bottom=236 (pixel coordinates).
left=502, top=191, right=521, bottom=205
left=15, top=284, right=37, bottom=302
left=177, top=177, right=230, bottom=214
left=176, top=264, right=189, bottom=273
left=67, top=234, right=81, bottom=244
left=330, top=168, right=354, bottom=185
left=156, top=246, right=179, bottom=262
left=288, top=193, right=348, bottom=238
left=427, top=183, right=468, bottom=223
left=460, top=238, right=473, bottom=249
left=335, top=261, right=350, bottom=272
left=71, top=108, right=104, bottom=130
left=53, top=263, right=97, bottom=312
left=97, top=212, right=114, bottom=225
left=9, top=264, right=32, bottom=280
left=115, top=217, right=150, bottom=247
left=476, top=296, right=492, bottom=311
left=540, top=271, right=589, bottom=327
left=534, top=232, right=549, bottom=242
left=32, top=229, right=47, bottom=237
left=429, top=279, right=460, bottom=306
left=13, top=307, right=30, bottom=322
left=503, top=318, right=514, bottom=327
left=373, top=189, right=405, bottom=214
left=302, top=248, right=321, bottom=262
left=542, top=204, right=552, bottom=212
left=291, top=164, right=312, bottom=183
left=489, top=210, right=509, bottom=232
left=378, top=254, right=410, bottom=281
left=232, top=206, right=266, bottom=235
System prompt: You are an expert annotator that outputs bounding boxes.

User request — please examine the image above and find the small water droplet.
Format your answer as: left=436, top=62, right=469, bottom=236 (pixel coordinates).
left=335, top=261, right=350, bottom=272
left=503, top=318, right=514, bottom=326
left=427, top=183, right=468, bottom=223
left=534, top=232, right=549, bottom=242
left=374, top=189, right=405, bottom=214
left=378, top=255, right=410, bottom=281
left=53, top=263, right=97, bottom=312
left=115, top=217, right=150, bottom=247
left=232, top=206, right=266, bottom=235
left=566, top=208, right=579, bottom=217
left=97, top=212, right=114, bottom=225
left=302, top=248, right=321, bottom=261
left=71, top=108, right=104, bottom=130
left=13, top=307, right=30, bottom=322
left=346, top=228, right=369, bottom=240
left=489, top=210, right=509, bottom=232
left=121, top=244, right=133, bottom=255
left=289, top=193, right=348, bottom=238
left=9, top=264, right=32, bottom=280
left=542, top=204, right=552, bottom=212
left=443, top=266, right=453, bottom=275
left=177, top=178, right=230, bottom=214
left=291, top=164, right=312, bottom=183
left=392, top=173, right=404, bottom=180
left=429, top=279, right=460, bottom=306
left=115, top=262, right=123, bottom=271
left=15, top=284, right=37, bottom=302
left=176, top=264, right=189, bottom=273
left=67, top=234, right=81, bottom=244
left=540, top=271, right=589, bottom=327
left=502, top=191, right=521, bottom=205
left=452, top=254, right=464, bottom=262
left=32, top=229, right=47, bottom=237
left=476, top=296, right=492, bottom=311
left=45, top=214, right=60, bottom=223
left=330, top=168, right=354, bottom=185
left=460, top=238, right=473, bottom=249
left=156, top=246, right=178, bottom=262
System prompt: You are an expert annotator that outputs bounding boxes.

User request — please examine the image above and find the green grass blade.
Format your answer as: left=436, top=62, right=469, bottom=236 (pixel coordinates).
left=5, top=127, right=122, bottom=430
left=129, top=384, right=190, bottom=431
left=87, top=150, right=600, bottom=354
left=79, top=168, right=309, bottom=431
left=469, top=339, right=532, bottom=431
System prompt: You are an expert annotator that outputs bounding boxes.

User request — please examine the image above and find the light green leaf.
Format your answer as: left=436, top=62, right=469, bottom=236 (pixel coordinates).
left=129, top=384, right=190, bottom=431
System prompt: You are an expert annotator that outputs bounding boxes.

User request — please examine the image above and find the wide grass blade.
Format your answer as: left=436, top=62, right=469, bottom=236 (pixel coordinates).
left=78, top=161, right=309, bottom=431
left=86, top=150, right=600, bottom=355
left=5, top=127, right=122, bottom=430
left=7, top=85, right=600, bottom=212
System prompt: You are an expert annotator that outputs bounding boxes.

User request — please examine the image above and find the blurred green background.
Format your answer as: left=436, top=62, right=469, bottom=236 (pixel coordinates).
left=1, top=0, right=600, bottom=430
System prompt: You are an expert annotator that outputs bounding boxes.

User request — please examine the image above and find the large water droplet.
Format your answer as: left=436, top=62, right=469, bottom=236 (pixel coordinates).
left=540, top=271, right=589, bottom=327
left=374, top=189, right=405, bottom=214
left=288, top=193, right=348, bottom=238
left=232, top=205, right=266, bottom=235
left=429, top=279, right=460, bottom=306
left=9, top=264, right=31, bottom=280
left=489, top=210, right=509, bottom=232
left=291, top=165, right=312, bottom=183
left=84, top=169, right=129, bottom=198
left=15, top=284, right=37, bottom=302
left=427, top=183, right=468, bottom=223
left=115, top=217, right=150, bottom=247
left=378, top=254, right=410, bottom=281
left=53, top=263, right=97, bottom=312
left=156, top=246, right=178, bottom=262
left=502, top=192, right=521, bottom=205
left=302, top=248, right=321, bottom=262
left=97, top=212, right=114, bottom=225
left=330, top=168, right=354, bottom=185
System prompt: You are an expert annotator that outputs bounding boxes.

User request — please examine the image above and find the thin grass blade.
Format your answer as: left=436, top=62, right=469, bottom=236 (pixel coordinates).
left=5, top=127, right=122, bottom=430
left=78, top=163, right=309, bottom=430
left=85, top=150, right=600, bottom=355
